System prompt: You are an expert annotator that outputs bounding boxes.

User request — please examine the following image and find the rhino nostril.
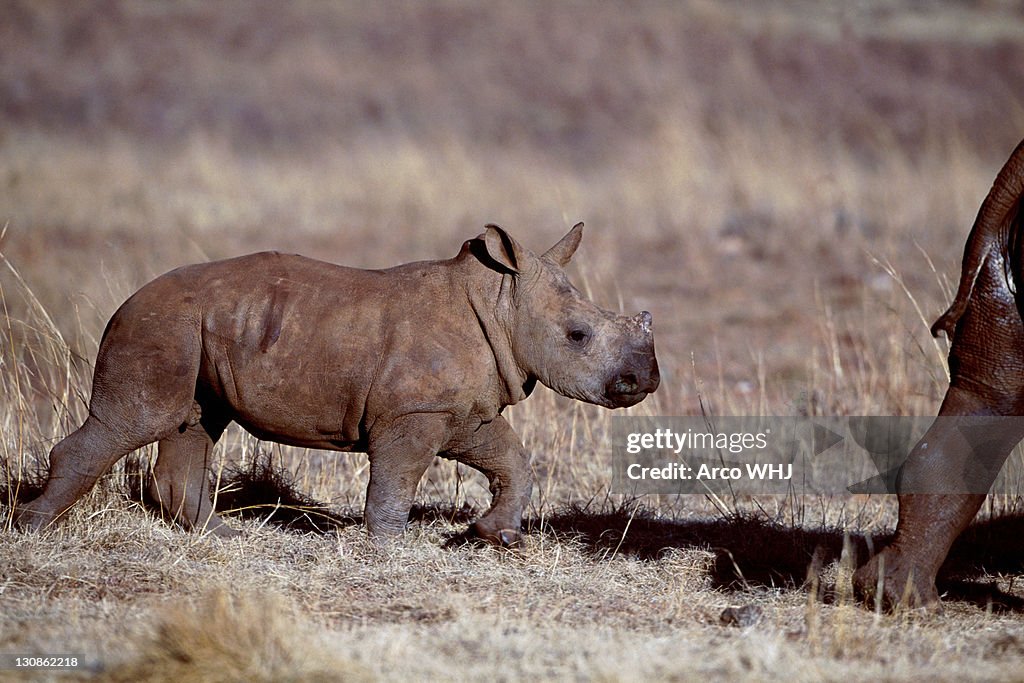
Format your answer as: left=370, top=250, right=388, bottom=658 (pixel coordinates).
left=610, top=373, right=639, bottom=395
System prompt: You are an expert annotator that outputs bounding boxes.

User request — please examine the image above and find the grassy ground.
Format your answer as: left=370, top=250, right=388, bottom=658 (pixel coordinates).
left=4, top=1, right=1024, bottom=680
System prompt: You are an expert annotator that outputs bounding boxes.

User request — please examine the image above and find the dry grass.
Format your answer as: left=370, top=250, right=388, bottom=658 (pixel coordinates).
left=4, top=1, right=1024, bottom=680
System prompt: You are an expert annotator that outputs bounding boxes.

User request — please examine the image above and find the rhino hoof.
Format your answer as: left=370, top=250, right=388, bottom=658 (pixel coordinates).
left=497, top=528, right=521, bottom=547
left=852, top=553, right=941, bottom=612
left=471, top=521, right=522, bottom=547
left=14, top=505, right=55, bottom=533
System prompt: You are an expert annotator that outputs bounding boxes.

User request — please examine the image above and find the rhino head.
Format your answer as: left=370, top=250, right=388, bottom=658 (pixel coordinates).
left=476, top=222, right=660, bottom=409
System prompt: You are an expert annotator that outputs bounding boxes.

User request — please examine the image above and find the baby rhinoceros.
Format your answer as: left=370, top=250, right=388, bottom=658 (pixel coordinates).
left=18, top=223, right=659, bottom=544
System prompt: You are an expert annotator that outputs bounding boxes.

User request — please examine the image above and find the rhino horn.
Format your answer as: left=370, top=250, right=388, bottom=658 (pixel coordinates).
left=634, top=310, right=653, bottom=335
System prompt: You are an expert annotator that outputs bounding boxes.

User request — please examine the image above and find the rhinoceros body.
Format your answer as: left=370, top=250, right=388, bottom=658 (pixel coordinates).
left=19, top=224, right=660, bottom=542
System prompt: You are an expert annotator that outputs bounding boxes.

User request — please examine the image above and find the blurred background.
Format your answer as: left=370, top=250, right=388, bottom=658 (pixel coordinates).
left=3, top=0, right=1024, bottom=422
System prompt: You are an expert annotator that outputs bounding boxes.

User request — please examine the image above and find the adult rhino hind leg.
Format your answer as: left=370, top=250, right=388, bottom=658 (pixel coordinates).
left=149, top=403, right=236, bottom=538
left=852, top=387, right=1024, bottom=610
left=854, top=138, right=1024, bottom=610
left=854, top=244, right=1024, bottom=608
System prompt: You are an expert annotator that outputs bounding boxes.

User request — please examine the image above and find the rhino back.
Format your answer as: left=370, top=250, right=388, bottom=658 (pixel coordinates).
left=104, top=251, right=500, bottom=449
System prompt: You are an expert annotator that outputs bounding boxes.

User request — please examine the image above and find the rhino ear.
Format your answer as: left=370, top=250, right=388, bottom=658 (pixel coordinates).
left=543, top=222, right=583, bottom=266
left=482, top=224, right=524, bottom=274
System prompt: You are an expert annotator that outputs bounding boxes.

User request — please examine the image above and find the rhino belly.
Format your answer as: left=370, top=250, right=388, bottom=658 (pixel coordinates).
left=197, top=333, right=371, bottom=452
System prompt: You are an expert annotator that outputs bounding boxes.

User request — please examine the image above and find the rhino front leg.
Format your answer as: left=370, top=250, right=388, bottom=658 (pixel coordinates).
left=150, top=409, right=236, bottom=538
left=364, top=416, right=445, bottom=538
left=450, top=416, right=531, bottom=546
left=853, top=385, right=1024, bottom=608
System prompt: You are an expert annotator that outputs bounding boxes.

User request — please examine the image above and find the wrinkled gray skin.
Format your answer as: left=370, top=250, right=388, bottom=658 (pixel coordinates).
left=853, top=139, right=1024, bottom=609
left=18, top=223, right=660, bottom=544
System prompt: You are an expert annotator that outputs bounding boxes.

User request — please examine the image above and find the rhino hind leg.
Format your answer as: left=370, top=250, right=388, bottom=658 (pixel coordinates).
left=852, top=232, right=1024, bottom=610
left=17, top=416, right=157, bottom=531
left=853, top=386, right=1024, bottom=610
left=18, top=312, right=207, bottom=532
left=853, top=493, right=986, bottom=610
left=149, top=406, right=236, bottom=537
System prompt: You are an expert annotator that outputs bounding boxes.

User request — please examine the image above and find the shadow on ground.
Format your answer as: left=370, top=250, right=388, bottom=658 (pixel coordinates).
left=203, top=456, right=1024, bottom=611
left=5, top=455, right=1024, bottom=610
left=532, top=502, right=1024, bottom=611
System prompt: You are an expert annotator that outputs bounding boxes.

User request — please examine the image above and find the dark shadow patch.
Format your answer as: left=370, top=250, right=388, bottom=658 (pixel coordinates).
left=935, top=513, right=1024, bottom=612
left=528, top=501, right=1024, bottom=610
left=408, top=503, right=489, bottom=549
left=528, top=501, right=861, bottom=591
left=122, top=454, right=156, bottom=510
left=114, top=457, right=1024, bottom=611
left=0, top=458, right=47, bottom=524
left=123, top=454, right=359, bottom=534
left=440, top=529, right=485, bottom=549
left=944, top=513, right=1024, bottom=576
left=935, top=579, right=1024, bottom=613
left=121, top=453, right=487, bottom=537
left=408, top=501, right=477, bottom=526
left=212, top=456, right=358, bottom=533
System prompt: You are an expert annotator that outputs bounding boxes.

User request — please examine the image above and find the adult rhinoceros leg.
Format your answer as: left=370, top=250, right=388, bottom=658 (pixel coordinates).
left=853, top=223, right=1024, bottom=608
left=853, top=386, right=1024, bottom=608
left=449, top=416, right=531, bottom=546
left=856, top=139, right=1024, bottom=609
left=150, top=407, right=235, bottom=537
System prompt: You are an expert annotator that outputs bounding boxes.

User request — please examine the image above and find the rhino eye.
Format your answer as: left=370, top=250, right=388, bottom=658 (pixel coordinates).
left=566, top=327, right=591, bottom=346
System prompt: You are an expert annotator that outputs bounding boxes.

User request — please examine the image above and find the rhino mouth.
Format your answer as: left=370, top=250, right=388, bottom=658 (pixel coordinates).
left=603, top=372, right=657, bottom=408
left=604, top=389, right=651, bottom=408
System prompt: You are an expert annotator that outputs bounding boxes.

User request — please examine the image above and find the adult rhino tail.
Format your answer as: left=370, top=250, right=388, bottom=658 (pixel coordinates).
left=931, top=138, right=1024, bottom=339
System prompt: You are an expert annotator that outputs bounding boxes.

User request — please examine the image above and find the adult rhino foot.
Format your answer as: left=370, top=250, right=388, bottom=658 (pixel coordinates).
left=853, top=550, right=941, bottom=612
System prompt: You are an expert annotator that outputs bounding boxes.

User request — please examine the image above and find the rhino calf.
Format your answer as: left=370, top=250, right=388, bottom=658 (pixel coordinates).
left=18, top=223, right=659, bottom=543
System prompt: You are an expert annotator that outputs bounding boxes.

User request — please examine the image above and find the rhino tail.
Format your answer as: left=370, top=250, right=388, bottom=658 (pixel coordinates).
left=931, top=138, right=1024, bottom=339
left=930, top=243, right=991, bottom=339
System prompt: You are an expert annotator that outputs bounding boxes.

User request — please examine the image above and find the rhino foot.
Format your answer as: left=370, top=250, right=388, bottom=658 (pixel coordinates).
left=470, top=520, right=522, bottom=547
left=853, top=550, right=941, bottom=612
left=198, top=516, right=241, bottom=539
left=14, top=503, right=59, bottom=533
